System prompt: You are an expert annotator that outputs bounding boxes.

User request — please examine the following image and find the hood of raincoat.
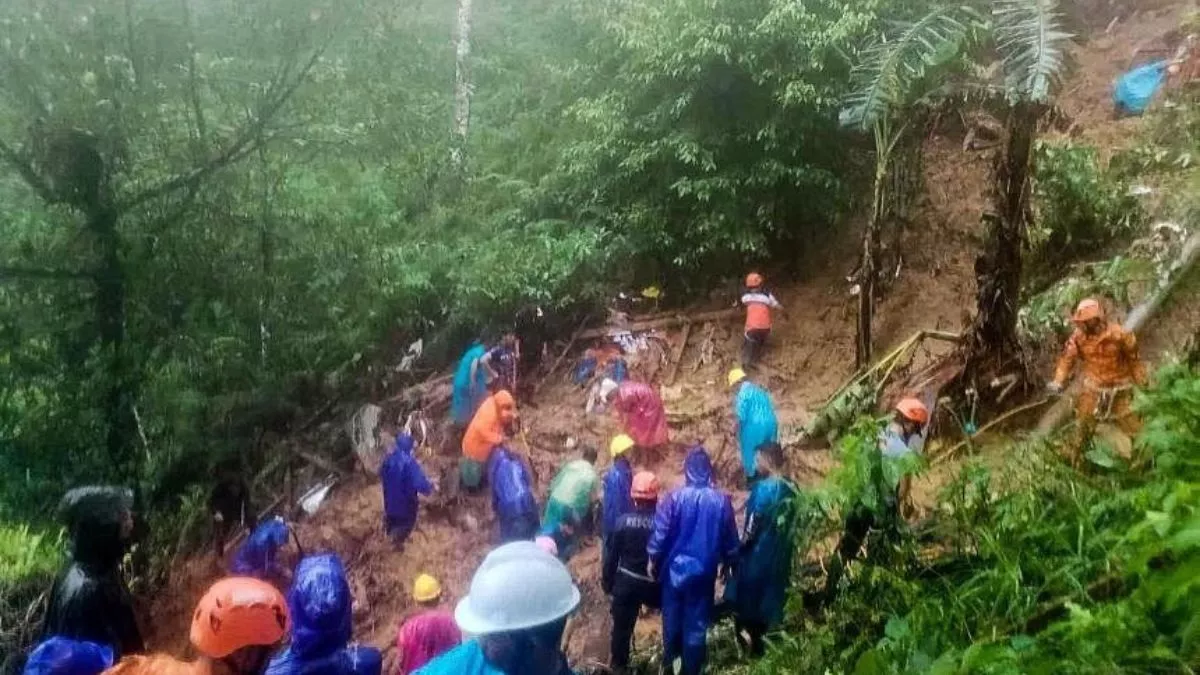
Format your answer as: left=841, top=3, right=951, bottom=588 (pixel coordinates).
left=288, top=554, right=353, bottom=658
left=394, top=433, right=415, bottom=455
left=59, top=486, right=133, bottom=569
left=24, top=636, right=114, bottom=675
left=683, top=447, right=713, bottom=488
left=493, top=390, right=515, bottom=410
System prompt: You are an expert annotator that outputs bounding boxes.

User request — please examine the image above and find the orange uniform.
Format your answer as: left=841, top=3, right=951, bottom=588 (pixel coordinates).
left=741, top=291, right=781, bottom=331
left=104, top=655, right=210, bottom=675
left=462, top=390, right=516, bottom=462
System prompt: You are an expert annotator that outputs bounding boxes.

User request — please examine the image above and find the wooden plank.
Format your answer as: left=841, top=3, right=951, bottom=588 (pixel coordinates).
left=577, top=308, right=740, bottom=340
left=664, top=321, right=692, bottom=385
left=534, top=319, right=588, bottom=395
left=293, top=448, right=345, bottom=476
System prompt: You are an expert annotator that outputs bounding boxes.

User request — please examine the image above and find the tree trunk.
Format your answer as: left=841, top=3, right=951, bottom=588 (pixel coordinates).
left=450, top=0, right=474, bottom=172
left=856, top=125, right=893, bottom=369
left=90, top=203, right=136, bottom=469
left=966, top=102, right=1041, bottom=379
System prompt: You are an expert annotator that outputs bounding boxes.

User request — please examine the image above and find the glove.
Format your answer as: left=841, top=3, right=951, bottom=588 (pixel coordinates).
left=1046, top=381, right=1064, bottom=395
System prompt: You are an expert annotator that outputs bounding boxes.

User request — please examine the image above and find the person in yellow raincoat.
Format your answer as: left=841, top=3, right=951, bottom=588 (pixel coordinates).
left=1048, top=298, right=1147, bottom=464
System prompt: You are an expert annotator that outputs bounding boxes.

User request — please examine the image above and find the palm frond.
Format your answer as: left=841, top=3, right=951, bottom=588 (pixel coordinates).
left=840, top=5, right=981, bottom=130
left=992, top=0, right=1073, bottom=104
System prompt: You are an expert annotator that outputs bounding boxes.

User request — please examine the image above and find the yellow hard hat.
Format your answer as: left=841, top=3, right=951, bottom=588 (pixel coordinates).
left=727, top=368, right=747, bottom=387
left=413, top=573, right=442, bottom=603
left=610, top=434, right=635, bottom=458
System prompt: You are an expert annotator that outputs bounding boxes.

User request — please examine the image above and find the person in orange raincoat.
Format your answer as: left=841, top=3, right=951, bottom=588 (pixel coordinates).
left=1048, top=298, right=1147, bottom=464
left=460, top=390, right=517, bottom=490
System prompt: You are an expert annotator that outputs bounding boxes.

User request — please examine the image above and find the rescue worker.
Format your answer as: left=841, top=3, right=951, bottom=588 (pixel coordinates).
left=396, top=574, right=461, bottom=674
left=479, top=333, right=520, bottom=394
left=824, top=398, right=928, bottom=602
left=42, top=486, right=144, bottom=659
left=602, top=471, right=662, bottom=675
left=451, top=341, right=490, bottom=429
left=461, top=390, right=517, bottom=490
left=601, top=434, right=636, bottom=538
left=230, top=516, right=290, bottom=580
left=739, top=273, right=783, bottom=368
left=380, top=432, right=435, bottom=549
left=540, top=446, right=599, bottom=561
left=1048, top=298, right=1147, bottom=465
left=723, top=443, right=800, bottom=657
left=730, top=368, right=779, bottom=482
left=209, top=461, right=251, bottom=557
left=101, top=577, right=288, bottom=675
left=264, top=554, right=381, bottom=675
left=605, top=379, right=670, bottom=450
left=488, top=445, right=540, bottom=542
left=648, top=447, right=740, bottom=675
left=23, top=637, right=113, bottom=675
left=416, top=541, right=580, bottom=675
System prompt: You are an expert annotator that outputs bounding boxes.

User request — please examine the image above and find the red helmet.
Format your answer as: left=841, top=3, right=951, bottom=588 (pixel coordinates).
left=894, top=397, right=929, bottom=425
left=631, top=471, right=660, bottom=501
left=190, top=578, right=289, bottom=659
left=745, top=273, right=764, bottom=289
left=1071, top=298, right=1103, bottom=323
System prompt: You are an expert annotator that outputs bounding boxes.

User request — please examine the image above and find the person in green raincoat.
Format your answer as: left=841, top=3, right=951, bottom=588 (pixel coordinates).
left=540, top=446, right=599, bottom=561
left=723, top=442, right=804, bottom=656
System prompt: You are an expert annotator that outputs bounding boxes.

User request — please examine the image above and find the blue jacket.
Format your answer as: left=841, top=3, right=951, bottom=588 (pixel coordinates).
left=734, top=382, right=778, bottom=479
left=415, top=640, right=501, bottom=675
left=724, top=475, right=798, bottom=629
left=380, top=434, right=434, bottom=529
left=23, top=636, right=113, bottom=675
left=601, top=457, right=633, bottom=537
left=452, top=343, right=489, bottom=426
left=648, top=447, right=739, bottom=590
left=488, top=447, right=538, bottom=523
left=265, top=555, right=382, bottom=675
left=230, top=517, right=289, bottom=577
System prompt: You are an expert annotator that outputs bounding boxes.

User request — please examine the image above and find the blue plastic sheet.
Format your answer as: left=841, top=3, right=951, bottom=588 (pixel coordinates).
left=1114, top=60, right=1168, bottom=115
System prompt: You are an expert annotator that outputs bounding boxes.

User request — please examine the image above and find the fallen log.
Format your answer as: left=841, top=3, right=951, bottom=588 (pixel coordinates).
left=383, top=372, right=454, bottom=405
left=664, top=322, right=693, bottom=385
left=293, top=448, right=346, bottom=476
left=576, top=308, right=740, bottom=340
left=535, top=319, right=589, bottom=395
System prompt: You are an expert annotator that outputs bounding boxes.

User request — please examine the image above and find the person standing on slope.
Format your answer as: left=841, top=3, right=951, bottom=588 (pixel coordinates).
left=600, top=435, right=636, bottom=539
left=605, top=379, right=669, bottom=452
left=461, top=390, right=518, bottom=491
left=479, top=333, right=520, bottom=395
left=602, top=471, right=662, bottom=675
left=730, top=368, right=779, bottom=482
left=1048, top=298, right=1147, bottom=466
left=739, top=272, right=783, bottom=369
left=396, top=574, right=462, bottom=674
left=380, top=432, right=435, bottom=549
left=648, top=446, right=740, bottom=675
left=451, top=340, right=490, bottom=430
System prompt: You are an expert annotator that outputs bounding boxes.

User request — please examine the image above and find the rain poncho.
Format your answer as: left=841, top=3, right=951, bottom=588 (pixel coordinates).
left=734, top=381, right=778, bottom=479
left=611, top=381, right=669, bottom=448
left=42, top=486, right=143, bottom=659
left=723, top=476, right=799, bottom=629
left=265, top=554, right=382, bottom=675
left=542, top=459, right=597, bottom=533
left=452, top=343, right=489, bottom=427
left=24, top=637, right=114, bottom=675
left=463, top=392, right=516, bottom=463
left=380, top=434, right=434, bottom=534
left=1114, top=60, right=1168, bottom=116
left=397, top=611, right=461, bottom=674
left=487, top=447, right=539, bottom=540
left=601, top=456, right=633, bottom=537
left=648, top=448, right=739, bottom=675
left=414, top=640, right=499, bottom=675
left=230, top=516, right=290, bottom=577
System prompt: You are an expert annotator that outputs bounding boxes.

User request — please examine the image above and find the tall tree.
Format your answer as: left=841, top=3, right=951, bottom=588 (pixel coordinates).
left=450, top=0, right=475, bottom=172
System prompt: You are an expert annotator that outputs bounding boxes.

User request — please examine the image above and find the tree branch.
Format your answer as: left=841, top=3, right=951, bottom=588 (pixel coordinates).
left=117, top=47, right=324, bottom=213
left=0, top=137, right=59, bottom=205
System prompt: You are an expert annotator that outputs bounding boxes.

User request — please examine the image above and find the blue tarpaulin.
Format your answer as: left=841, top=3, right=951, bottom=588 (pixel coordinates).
left=1114, top=60, right=1168, bottom=116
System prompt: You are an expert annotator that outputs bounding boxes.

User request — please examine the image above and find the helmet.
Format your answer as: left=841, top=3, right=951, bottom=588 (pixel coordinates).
left=631, top=472, right=660, bottom=501
left=190, top=577, right=289, bottom=659
left=454, top=541, right=580, bottom=635
left=535, top=535, right=558, bottom=557
left=1072, top=298, right=1103, bottom=323
left=745, top=273, right=764, bottom=288
left=413, top=574, right=442, bottom=603
left=609, top=434, right=635, bottom=458
left=727, top=368, right=747, bottom=388
left=894, top=397, right=929, bottom=425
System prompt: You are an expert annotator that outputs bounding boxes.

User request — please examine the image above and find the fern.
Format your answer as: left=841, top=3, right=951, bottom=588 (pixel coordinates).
left=992, top=0, right=1073, bottom=104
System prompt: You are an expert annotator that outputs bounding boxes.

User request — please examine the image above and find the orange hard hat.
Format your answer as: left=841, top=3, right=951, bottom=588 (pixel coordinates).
left=745, top=273, right=764, bottom=288
left=190, top=577, right=289, bottom=659
left=631, top=471, right=660, bottom=501
left=1071, top=298, right=1103, bottom=323
left=894, top=397, right=929, bottom=425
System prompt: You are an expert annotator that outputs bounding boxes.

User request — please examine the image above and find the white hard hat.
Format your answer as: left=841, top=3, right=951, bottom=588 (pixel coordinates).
left=454, top=541, right=581, bottom=635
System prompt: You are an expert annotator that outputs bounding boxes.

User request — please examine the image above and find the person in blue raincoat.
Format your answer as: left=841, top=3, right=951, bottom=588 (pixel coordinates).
left=380, top=432, right=435, bottom=548
left=722, top=442, right=801, bottom=656
left=265, top=554, right=382, bottom=675
left=730, top=369, right=779, bottom=481
left=487, top=446, right=540, bottom=542
left=647, top=446, right=740, bottom=675
left=601, top=434, right=636, bottom=538
left=230, top=516, right=290, bottom=579
left=452, top=341, right=490, bottom=429
left=23, top=636, right=114, bottom=675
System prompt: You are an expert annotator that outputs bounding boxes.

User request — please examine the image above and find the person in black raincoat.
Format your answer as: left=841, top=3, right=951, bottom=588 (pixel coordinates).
left=41, top=486, right=144, bottom=660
